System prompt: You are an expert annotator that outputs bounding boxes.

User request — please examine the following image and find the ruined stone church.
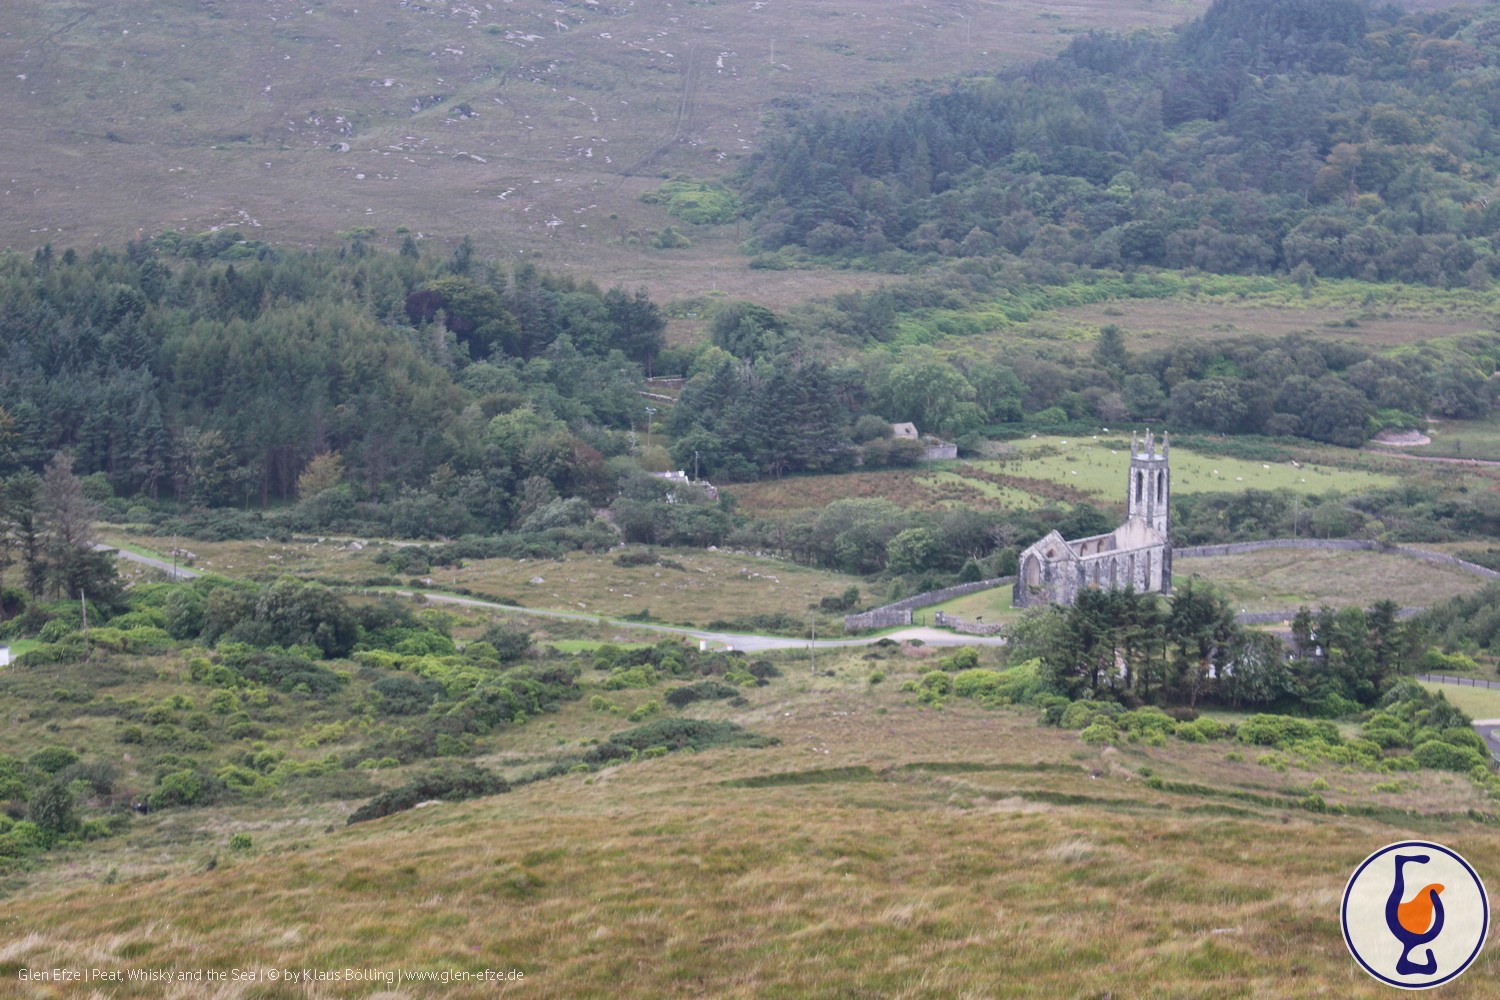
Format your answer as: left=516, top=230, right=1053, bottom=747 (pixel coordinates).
left=1012, top=430, right=1172, bottom=608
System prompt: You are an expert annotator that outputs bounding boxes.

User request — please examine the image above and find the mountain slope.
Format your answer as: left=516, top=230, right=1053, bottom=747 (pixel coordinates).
left=0, top=0, right=1206, bottom=300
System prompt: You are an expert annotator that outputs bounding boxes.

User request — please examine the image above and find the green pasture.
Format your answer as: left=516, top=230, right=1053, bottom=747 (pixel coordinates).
left=1419, top=681, right=1500, bottom=722
left=918, top=470, right=1049, bottom=509
left=1381, top=414, right=1500, bottom=462
left=922, top=583, right=1022, bottom=626
left=1177, top=548, right=1490, bottom=614
left=981, top=436, right=1397, bottom=500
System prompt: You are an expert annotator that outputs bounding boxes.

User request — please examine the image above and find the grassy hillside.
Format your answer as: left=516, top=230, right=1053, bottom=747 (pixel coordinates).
left=0, top=0, right=1207, bottom=303
left=5, top=655, right=1499, bottom=997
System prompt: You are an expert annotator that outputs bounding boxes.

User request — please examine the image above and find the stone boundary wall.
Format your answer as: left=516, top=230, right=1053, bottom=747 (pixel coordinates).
left=842, top=609, right=914, bottom=630
left=922, top=443, right=959, bottom=461
left=1232, top=607, right=1421, bottom=626
left=932, top=611, right=1006, bottom=635
left=843, top=576, right=1015, bottom=632
left=1176, top=538, right=1500, bottom=580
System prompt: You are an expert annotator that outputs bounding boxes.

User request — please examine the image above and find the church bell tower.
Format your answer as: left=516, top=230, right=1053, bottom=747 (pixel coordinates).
left=1128, top=429, right=1170, bottom=537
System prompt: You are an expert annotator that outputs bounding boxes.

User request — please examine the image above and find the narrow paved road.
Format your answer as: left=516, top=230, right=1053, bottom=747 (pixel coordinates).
left=97, top=544, right=996, bottom=650
left=96, top=543, right=200, bottom=581
left=1473, top=719, right=1500, bottom=762
left=397, top=590, right=1007, bottom=651
left=1415, top=675, right=1500, bottom=762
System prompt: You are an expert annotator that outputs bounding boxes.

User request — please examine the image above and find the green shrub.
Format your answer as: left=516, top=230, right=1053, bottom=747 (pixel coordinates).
left=937, top=647, right=980, bottom=672
left=733, top=655, right=777, bottom=680
left=16, top=640, right=84, bottom=666
left=1174, top=720, right=1208, bottom=743
left=228, top=833, right=253, bottom=851
left=1187, top=717, right=1229, bottom=741
left=1421, top=649, right=1483, bottom=674
left=1362, top=713, right=1413, bottom=749
left=651, top=227, right=691, bottom=250
left=1036, top=695, right=1070, bottom=727
left=215, top=764, right=271, bottom=794
left=665, top=680, right=739, bottom=707
left=980, top=660, right=1048, bottom=705
left=1236, top=714, right=1341, bottom=749
left=26, top=781, right=78, bottom=840
left=1439, top=727, right=1488, bottom=755
left=1118, top=707, right=1175, bottom=739
left=603, top=665, right=658, bottom=690
left=150, top=769, right=206, bottom=809
left=62, top=760, right=116, bottom=797
left=107, top=611, right=160, bottom=630
left=1079, top=723, right=1117, bottom=745
left=627, top=699, right=662, bottom=723
left=122, top=626, right=174, bottom=653
left=29, top=746, right=79, bottom=775
left=645, top=180, right=738, bottom=225
left=38, top=619, right=76, bottom=642
left=0, top=821, right=47, bottom=858
left=584, top=719, right=777, bottom=764
left=1412, top=740, right=1488, bottom=772
left=1060, top=700, right=1119, bottom=730
left=372, top=673, right=442, bottom=716
left=951, top=668, right=1005, bottom=700
left=917, top=671, right=952, bottom=704
left=348, top=764, right=509, bottom=824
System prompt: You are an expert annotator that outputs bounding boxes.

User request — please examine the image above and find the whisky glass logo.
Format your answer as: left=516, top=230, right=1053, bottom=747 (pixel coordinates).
left=1342, top=841, right=1488, bottom=989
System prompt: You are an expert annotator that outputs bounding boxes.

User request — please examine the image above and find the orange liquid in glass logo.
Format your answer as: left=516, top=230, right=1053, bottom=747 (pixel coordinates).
left=1343, top=841, right=1488, bottom=989
left=1387, top=854, right=1445, bottom=976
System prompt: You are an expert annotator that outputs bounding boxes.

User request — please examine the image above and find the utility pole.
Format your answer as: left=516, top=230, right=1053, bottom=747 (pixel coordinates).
left=694, top=450, right=700, bottom=482
left=81, top=588, right=89, bottom=661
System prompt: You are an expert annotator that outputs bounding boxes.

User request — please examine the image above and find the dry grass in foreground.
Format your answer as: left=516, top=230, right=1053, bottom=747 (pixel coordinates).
left=5, top=673, right=1498, bottom=999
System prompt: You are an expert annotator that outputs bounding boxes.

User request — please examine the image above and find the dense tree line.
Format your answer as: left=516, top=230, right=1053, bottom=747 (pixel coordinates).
left=1013, top=582, right=1421, bottom=713
left=0, top=238, right=669, bottom=532
left=681, top=297, right=1496, bottom=449
left=741, top=0, right=1500, bottom=289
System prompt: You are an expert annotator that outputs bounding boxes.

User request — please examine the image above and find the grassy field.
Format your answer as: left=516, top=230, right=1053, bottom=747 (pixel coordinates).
left=104, top=532, right=866, bottom=629
left=1176, top=547, right=1492, bottom=614
left=6, top=648, right=1500, bottom=998
left=1370, top=413, right=1500, bottom=463
left=730, top=434, right=1407, bottom=521
left=1043, top=276, right=1500, bottom=351
left=726, top=470, right=952, bottom=517
left=982, top=436, right=1399, bottom=501
left=1420, top=681, right=1500, bottom=721
left=923, top=583, right=1023, bottom=625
